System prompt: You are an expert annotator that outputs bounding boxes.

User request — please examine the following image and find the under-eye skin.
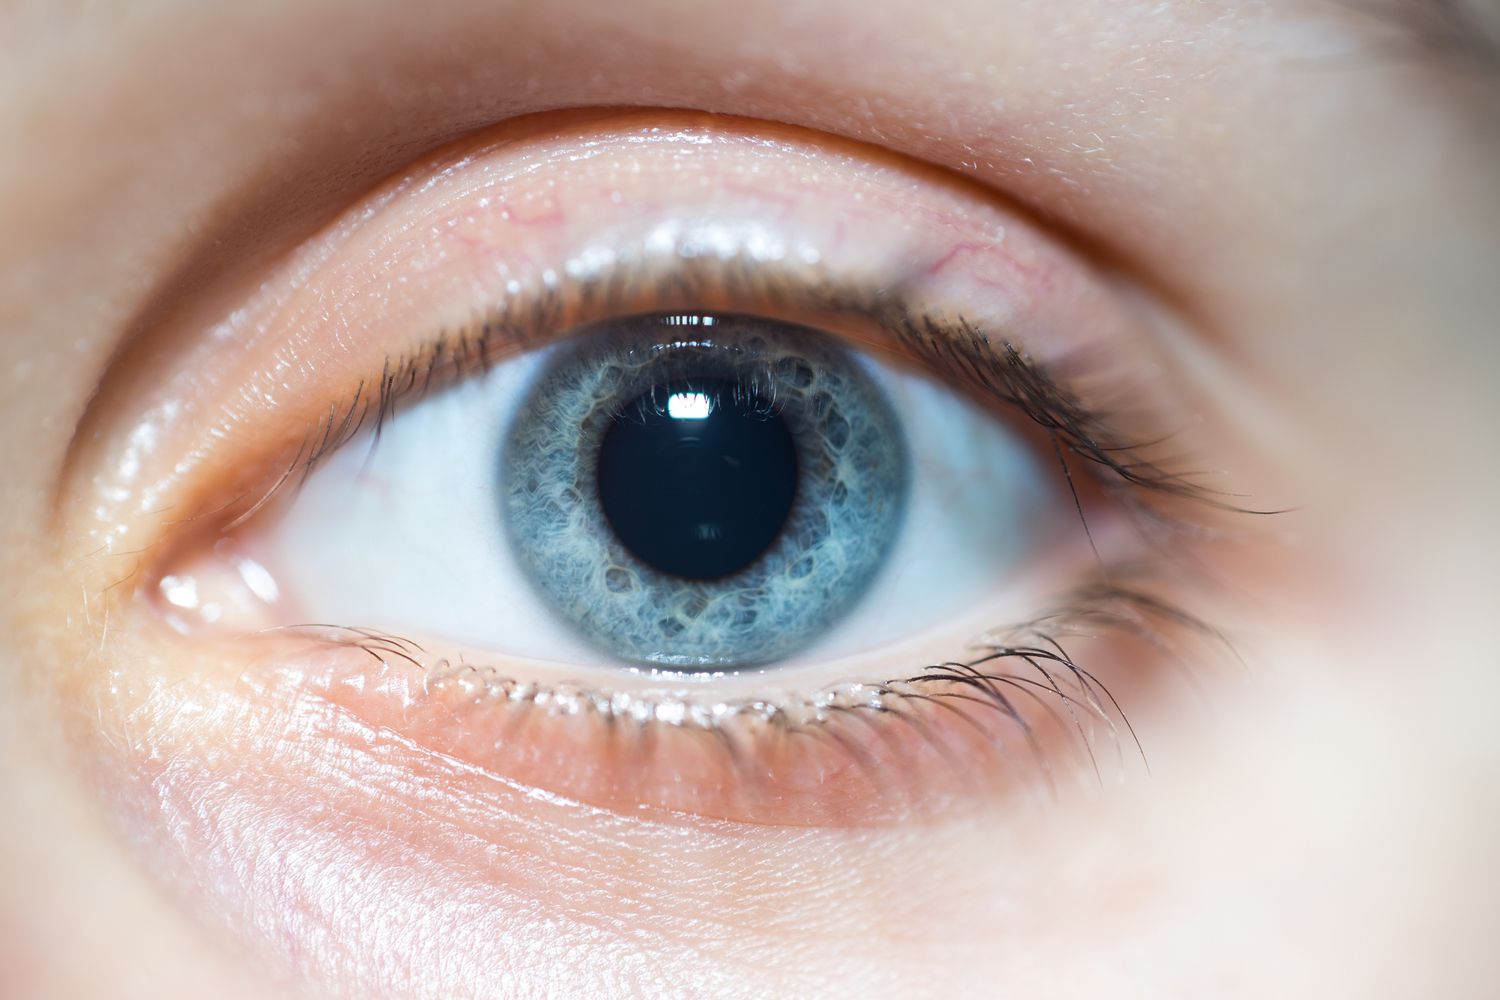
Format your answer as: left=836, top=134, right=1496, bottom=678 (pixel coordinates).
left=67, top=110, right=1242, bottom=827
left=504, top=314, right=908, bottom=669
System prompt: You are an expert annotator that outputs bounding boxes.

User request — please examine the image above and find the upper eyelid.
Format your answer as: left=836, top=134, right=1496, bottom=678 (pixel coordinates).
left=57, top=113, right=1204, bottom=577
left=51, top=110, right=1144, bottom=509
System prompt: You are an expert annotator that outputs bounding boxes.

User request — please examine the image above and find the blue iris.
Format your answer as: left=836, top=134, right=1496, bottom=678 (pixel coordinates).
left=502, top=314, right=909, bottom=669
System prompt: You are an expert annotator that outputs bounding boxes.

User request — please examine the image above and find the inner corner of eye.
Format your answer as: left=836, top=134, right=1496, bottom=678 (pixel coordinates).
left=146, top=532, right=282, bottom=637
left=171, top=309, right=1064, bottom=677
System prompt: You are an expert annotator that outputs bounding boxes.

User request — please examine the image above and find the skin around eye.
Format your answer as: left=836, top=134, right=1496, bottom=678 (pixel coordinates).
left=64, top=115, right=1226, bottom=829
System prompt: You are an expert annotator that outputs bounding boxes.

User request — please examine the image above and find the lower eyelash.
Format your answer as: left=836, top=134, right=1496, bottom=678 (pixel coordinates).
left=264, top=570, right=1227, bottom=822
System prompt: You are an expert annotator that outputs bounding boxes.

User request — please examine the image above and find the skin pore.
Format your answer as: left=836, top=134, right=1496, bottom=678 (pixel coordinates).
left=1, top=1, right=1498, bottom=998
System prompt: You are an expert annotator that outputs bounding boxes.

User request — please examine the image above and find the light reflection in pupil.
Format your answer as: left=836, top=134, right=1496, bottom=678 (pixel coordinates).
left=597, top=378, right=798, bottom=581
left=666, top=391, right=713, bottom=420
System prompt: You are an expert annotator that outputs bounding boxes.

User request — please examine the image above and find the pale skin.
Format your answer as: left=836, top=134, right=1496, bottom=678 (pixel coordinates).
left=2, top=1, right=1498, bottom=998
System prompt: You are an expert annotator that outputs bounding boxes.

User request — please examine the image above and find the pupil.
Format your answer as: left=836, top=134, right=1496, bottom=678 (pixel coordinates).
left=597, top=378, right=798, bottom=581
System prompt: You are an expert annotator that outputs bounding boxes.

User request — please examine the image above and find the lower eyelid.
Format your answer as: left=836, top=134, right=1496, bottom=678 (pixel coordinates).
left=143, top=570, right=1210, bottom=829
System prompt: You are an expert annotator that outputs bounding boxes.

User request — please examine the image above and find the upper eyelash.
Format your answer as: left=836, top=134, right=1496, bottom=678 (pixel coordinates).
left=228, top=254, right=1234, bottom=534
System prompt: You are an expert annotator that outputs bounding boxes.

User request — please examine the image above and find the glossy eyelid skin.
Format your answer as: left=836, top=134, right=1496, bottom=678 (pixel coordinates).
left=63, top=109, right=1170, bottom=565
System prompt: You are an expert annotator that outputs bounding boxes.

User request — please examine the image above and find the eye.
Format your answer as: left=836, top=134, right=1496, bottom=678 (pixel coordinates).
left=90, top=111, right=1224, bottom=826
left=244, top=311, right=1052, bottom=670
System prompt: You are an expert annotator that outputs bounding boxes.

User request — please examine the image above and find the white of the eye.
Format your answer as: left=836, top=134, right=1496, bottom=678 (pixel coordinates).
left=259, top=343, right=1058, bottom=669
left=261, top=345, right=605, bottom=665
